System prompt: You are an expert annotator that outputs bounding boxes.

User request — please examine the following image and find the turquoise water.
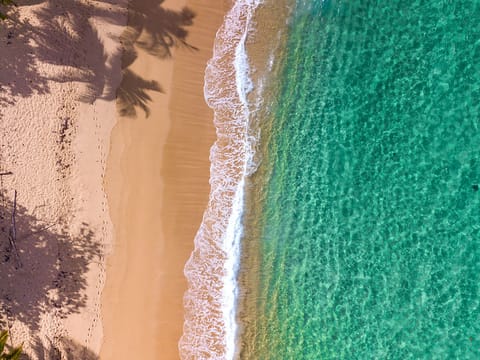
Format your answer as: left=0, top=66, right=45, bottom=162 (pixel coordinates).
left=241, top=1, right=480, bottom=358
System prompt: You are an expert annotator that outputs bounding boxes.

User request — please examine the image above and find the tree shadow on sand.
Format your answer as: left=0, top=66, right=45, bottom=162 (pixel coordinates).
left=116, top=0, right=199, bottom=117
left=22, top=336, right=99, bottom=360
left=0, top=0, right=123, bottom=106
left=0, top=191, right=101, bottom=332
left=32, top=0, right=124, bottom=104
left=0, top=0, right=199, bottom=118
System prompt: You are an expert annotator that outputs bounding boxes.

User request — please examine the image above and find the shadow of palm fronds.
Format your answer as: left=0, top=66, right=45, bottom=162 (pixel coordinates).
left=0, top=0, right=199, bottom=118
left=0, top=0, right=123, bottom=107
left=0, top=194, right=101, bottom=331
left=116, top=0, right=198, bottom=117
left=0, top=11, right=49, bottom=105
left=117, top=69, right=163, bottom=118
left=25, top=336, right=99, bottom=360
left=131, top=3, right=198, bottom=59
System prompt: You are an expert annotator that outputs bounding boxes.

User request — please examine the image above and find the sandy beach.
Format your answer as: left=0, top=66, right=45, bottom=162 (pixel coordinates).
left=101, top=0, right=227, bottom=359
left=0, top=0, right=226, bottom=358
left=0, top=0, right=126, bottom=356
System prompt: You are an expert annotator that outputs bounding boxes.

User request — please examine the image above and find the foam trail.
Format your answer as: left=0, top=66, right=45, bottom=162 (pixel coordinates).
left=179, top=0, right=261, bottom=359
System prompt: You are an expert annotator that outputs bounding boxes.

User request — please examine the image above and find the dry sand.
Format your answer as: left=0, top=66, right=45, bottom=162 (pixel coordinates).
left=100, top=0, right=228, bottom=359
left=0, top=0, right=126, bottom=357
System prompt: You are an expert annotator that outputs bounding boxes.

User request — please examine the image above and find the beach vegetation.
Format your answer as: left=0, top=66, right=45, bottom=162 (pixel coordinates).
left=0, top=0, right=15, bottom=20
left=0, top=330, right=22, bottom=360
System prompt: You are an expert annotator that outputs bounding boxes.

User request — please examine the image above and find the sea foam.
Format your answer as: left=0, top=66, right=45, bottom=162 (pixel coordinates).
left=179, top=1, right=261, bottom=359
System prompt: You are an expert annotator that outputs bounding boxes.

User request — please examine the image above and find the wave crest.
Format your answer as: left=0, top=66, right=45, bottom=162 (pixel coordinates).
left=179, top=1, right=261, bottom=359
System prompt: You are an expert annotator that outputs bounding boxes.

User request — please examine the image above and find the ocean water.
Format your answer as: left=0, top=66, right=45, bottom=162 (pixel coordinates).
left=238, top=0, right=480, bottom=359
left=180, top=0, right=480, bottom=358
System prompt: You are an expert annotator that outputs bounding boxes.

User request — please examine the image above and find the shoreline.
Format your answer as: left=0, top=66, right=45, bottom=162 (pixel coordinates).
left=235, top=0, right=292, bottom=357
left=178, top=1, right=290, bottom=356
left=179, top=0, right=254, bottom=357
left=100, top=0, right=227, bottom=358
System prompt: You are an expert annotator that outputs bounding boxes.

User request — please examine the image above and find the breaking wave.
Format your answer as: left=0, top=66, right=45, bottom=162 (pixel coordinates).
left=179, top=1, right=262, bottom=359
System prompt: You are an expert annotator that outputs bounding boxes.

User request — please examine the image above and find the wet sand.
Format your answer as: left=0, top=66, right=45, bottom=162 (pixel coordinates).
left=100, top=0, right=228, bottom=358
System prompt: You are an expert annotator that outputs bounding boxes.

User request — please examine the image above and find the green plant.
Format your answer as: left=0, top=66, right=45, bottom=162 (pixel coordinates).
left=0, top=331, right=22, bottom=360
left=0, top=0, right=16, bottom=20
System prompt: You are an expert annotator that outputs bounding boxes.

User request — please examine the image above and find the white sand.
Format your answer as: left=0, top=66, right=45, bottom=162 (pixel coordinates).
left=0, top=0, right=126, bottom=357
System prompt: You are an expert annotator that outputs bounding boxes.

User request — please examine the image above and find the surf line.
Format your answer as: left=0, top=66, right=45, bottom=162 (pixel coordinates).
left=179, top=0, right=262, bottom=359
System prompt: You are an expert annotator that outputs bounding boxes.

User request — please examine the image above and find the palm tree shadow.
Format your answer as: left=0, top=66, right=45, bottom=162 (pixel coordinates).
left=32, top=0, right=124, bottom=103
left=0, top=0, right=199, bottom=118
left=23, top=336, right=99, bottom=360
left=0, top=11, right=50, bottom=106
left=128, top=0, right=198, bottom=59
left=117, top=0, right=199, bottom=118
left=117, top=68, right=163, bottom=118
left=0, top=0, right=123, bottom=108
left=0, top=193, right=101, bottom=332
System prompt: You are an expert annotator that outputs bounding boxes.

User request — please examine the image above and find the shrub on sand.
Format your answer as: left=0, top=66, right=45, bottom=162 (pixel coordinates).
left=0, top=330, right=22, bottom=360
left=0, top=0, right=15, bottom=20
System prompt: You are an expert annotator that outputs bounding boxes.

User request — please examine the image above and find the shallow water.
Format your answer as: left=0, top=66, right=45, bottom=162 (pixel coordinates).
left=240, top=1, right=480, bottom=358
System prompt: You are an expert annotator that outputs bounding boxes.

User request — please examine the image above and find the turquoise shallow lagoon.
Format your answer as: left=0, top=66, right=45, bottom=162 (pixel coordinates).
left=240, top=1, right=480, bottom=358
